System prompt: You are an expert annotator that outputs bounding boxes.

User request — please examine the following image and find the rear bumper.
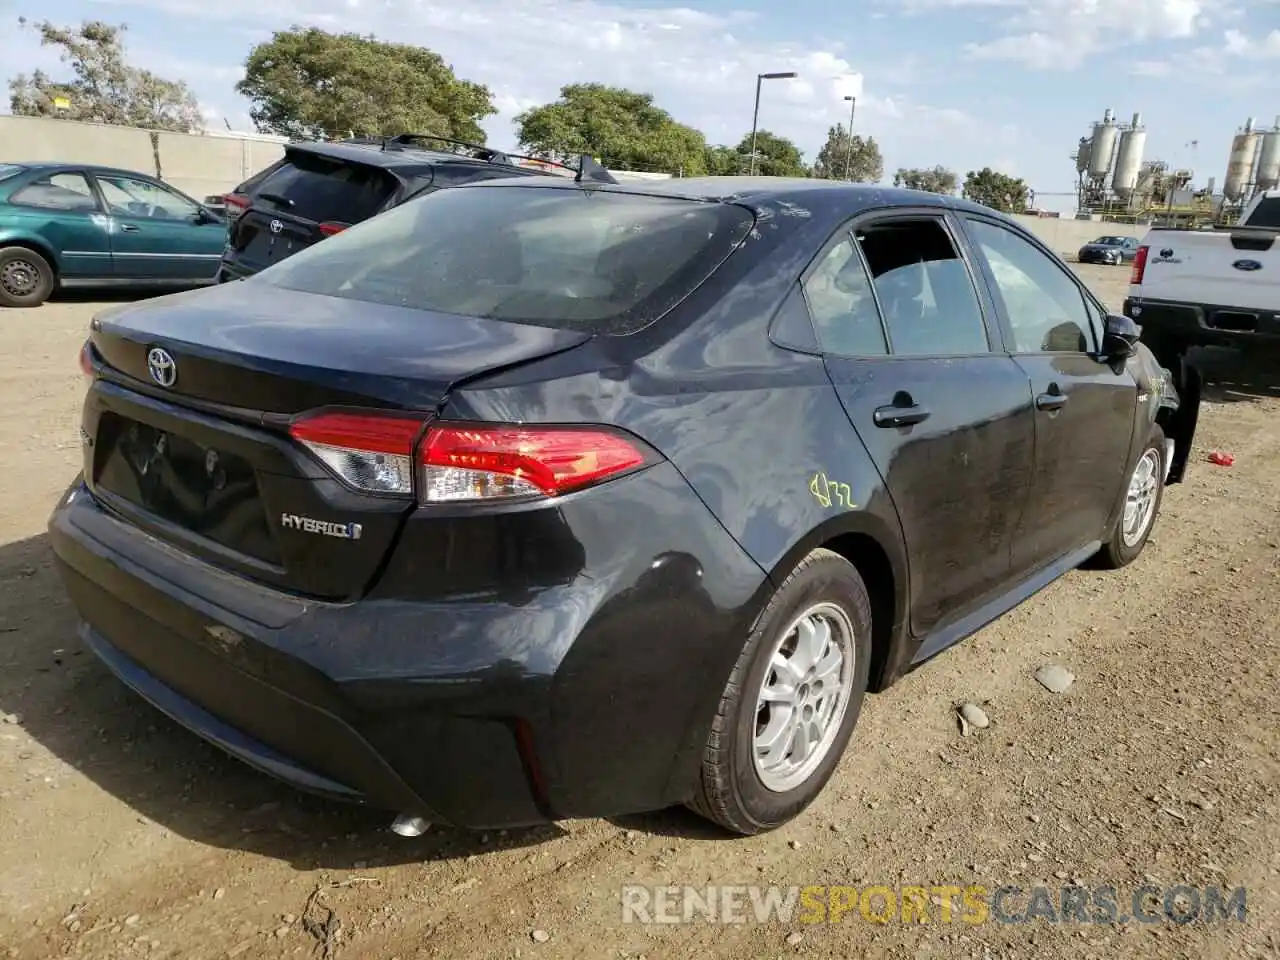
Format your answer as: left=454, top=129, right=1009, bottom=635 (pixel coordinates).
left=214, top=257, right=259, bottom=283
left=47, top=465, right=767, bottom=829
left=1125, top=296, right=1280, bottom=350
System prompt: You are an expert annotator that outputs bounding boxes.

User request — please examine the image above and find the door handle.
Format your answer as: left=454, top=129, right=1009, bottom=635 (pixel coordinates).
left=1035, top=392, right=1068, bottom=411
left=873, top=404, right=931, bottom=428
left=120, top=224, right=141, bottom=232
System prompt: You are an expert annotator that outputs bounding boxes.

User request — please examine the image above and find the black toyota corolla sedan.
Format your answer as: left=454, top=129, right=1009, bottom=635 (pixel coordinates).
left=49, top=171, right=1200, bottom=837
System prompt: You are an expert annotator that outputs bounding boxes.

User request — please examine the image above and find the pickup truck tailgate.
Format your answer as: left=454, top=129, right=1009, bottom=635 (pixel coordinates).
left=1132, top=231, right=1280, bottom=314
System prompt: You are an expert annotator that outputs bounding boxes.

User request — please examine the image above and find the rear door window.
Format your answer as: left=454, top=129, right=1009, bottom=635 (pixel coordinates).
left=258, top=184, right=755, bottom=333
left=855, top=218, right=990, bottom=356
left=800, top=234, right=888, bottom=356
left=10, top=172, right=99, bottom=212
left=250, top=152, right=394, bottom=224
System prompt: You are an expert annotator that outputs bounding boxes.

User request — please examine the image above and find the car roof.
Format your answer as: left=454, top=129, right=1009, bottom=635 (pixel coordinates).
left=461, top=174, right=1004, bottom=221
left=285, top=139, right=541, bottom=175
left=2, top=161, right=164, bottom=179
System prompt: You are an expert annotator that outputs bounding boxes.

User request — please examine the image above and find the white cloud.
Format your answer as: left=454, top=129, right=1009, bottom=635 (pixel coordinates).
left=1220, top=27, right=1280, bottom=57
left=58, top=0, right=993, bottom=170
left=1140, top=27, right=1280, bottom=83
left=990, top=156, right=1019, bottom=176
left=952, top=0, right=1206, bottom=68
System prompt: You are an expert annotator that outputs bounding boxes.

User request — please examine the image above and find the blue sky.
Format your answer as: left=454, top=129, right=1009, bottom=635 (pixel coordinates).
left=3, top=0, right=1280, bottom=210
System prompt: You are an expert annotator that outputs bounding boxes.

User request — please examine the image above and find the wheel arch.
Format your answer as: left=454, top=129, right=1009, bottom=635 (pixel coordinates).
left=763, top=510, right=911, bottom=693
left=662, top=507, right=912, bottom=807
left=0, top=235, right=61, bottom=278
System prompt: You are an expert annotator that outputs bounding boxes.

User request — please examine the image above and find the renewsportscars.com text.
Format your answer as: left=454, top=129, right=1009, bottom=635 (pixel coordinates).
left=620, top=884, right=1247, bottom=926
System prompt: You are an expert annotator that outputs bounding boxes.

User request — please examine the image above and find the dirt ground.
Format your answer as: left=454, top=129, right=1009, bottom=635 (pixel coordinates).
left=1, top=267, right=1278, bottom=960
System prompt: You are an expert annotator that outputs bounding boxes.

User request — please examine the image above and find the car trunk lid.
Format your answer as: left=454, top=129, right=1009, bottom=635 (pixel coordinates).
left=84, top=283, right=591, bottom=599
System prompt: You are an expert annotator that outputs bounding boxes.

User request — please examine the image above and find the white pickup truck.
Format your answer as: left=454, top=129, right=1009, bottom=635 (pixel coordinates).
left=1124, top=189, right=1280, bottom=365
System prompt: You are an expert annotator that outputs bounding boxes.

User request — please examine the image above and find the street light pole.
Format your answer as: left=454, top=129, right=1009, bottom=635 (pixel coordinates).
left=749, top=71, right=798, bottom=176
left=843, top=95, right=857, bottom=181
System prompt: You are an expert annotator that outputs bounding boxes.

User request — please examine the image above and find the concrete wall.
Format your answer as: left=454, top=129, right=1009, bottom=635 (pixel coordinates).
left=0, top=116, right=288, bottom=200
left=0, top=116, right=673, bottom=199
left=0, top=117, right=1148, bottom=257
left=1010, top=214, right=1144, bottom=258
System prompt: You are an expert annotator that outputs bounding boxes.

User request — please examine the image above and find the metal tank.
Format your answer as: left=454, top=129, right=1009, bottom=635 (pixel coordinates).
left=1256, top=116, right=1280, bottom=192
left=1224, top=117, right=1260, bottom=202
left=1088, top=108, right=1117, bottom=179
left=1111, top=112, right=1147, bottom=199
left=1075, top=137, right=1093, bottom=174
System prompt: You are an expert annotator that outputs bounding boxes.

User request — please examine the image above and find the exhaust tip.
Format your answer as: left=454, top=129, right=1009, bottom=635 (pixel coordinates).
left=390, top=814, right=431, bottom=838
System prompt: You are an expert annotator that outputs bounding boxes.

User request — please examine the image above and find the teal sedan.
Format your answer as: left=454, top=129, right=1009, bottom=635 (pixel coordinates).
left=0, top=161, right=226, bottom=308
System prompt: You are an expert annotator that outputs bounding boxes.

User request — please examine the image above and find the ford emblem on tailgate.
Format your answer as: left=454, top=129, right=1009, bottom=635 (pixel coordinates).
left=146, top=347, right=177, bottom=387
left=1233, top=259, right=1263, bottom=272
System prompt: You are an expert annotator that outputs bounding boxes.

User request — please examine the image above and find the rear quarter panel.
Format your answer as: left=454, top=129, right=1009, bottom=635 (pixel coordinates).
left=442, top=209, right=913, bottom=806
left=0, top=209, right=68, bottom=274
left=447, top=205, right=911, bottom=674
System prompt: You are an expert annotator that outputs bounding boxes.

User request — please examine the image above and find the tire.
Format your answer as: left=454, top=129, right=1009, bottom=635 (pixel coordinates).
left=0, top=246, right=55, bottom=308
left=1096, top=427, right=1166, bottom=569
left=688, top=548, right=872, bottom=835
left=1139, top=328, right=1189, bottom=376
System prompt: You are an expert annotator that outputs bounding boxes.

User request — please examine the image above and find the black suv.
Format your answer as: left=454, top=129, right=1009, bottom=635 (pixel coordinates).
left=215, top=134, right=570, bottom=282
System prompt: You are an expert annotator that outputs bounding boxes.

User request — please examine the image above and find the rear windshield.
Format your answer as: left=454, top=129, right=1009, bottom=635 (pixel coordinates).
left=0, top=164, right=25, bottom=183
left=1247, top=197, right=1280, bottom=229
left=256, top=184, right=756, bottom=333
left=250, top=151, right=394, bottom=224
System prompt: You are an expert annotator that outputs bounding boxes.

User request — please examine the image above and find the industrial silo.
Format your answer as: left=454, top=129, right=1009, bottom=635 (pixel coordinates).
left=1088, top=108, right=1118, bottom=180
left=1075, top=137, right=1093, bottom=174
left=1224, top=117, right=1261, bottom=202
left=1111, top=113, right=1147, bottom=200
left=1256, top=117, right=1280, bottom=192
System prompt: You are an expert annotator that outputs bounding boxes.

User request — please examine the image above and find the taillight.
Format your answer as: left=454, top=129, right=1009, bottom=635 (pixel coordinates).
left=319, top=222, right=348, bottom=237
left=1130, top=245, right=1149, bottom=285
left=223, top=193, right=250, bottom=220
left=79, top=340, right=94, bottom=380
left=289, top=412, right=424, bottom=496
left=418, top=424, right=650, bottom=502
left=288, top=412, right=653, bottom=502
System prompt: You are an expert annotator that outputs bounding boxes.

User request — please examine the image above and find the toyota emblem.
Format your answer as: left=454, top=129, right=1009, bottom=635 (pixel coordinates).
left=146, top=347, right=177, bottom=388
left=269, top=219, right=283, bottom=234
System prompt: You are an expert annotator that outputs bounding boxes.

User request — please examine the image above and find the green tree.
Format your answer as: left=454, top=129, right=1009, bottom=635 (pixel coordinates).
left=8, top=18, right=202, bottom=132
left=962, top=167, right=1030, bottom=213
left=704, top=144, right=745, bottom=176
left=893, top=165, right=958, bottom=194
left=237, top=27, right=494, bottom=141
left=737, top=130, right=806, bottom=177
left=812, top=124, right=883, bottom=182
left=516, top=84, right=707, bottom=175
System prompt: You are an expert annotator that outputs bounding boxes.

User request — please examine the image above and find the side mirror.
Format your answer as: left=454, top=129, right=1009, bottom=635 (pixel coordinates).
left=194, top=207, right=221, bottom=225
left=1101, top=313, right=1140, bottom=360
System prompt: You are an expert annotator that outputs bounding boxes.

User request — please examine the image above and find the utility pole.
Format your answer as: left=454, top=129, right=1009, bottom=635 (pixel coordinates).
left=749, top=71, right=798, bottom=176
left=843, top=95, right=857, bottom=180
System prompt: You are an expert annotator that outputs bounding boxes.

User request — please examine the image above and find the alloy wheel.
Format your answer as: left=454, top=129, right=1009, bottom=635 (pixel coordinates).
left=1122, top=448, right=1161, bottom=547
left=752, top=602, right=856, bottom=793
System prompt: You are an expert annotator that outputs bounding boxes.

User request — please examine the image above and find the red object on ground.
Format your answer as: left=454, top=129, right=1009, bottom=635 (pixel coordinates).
left=1208, top=451, right=1235, bottom=466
